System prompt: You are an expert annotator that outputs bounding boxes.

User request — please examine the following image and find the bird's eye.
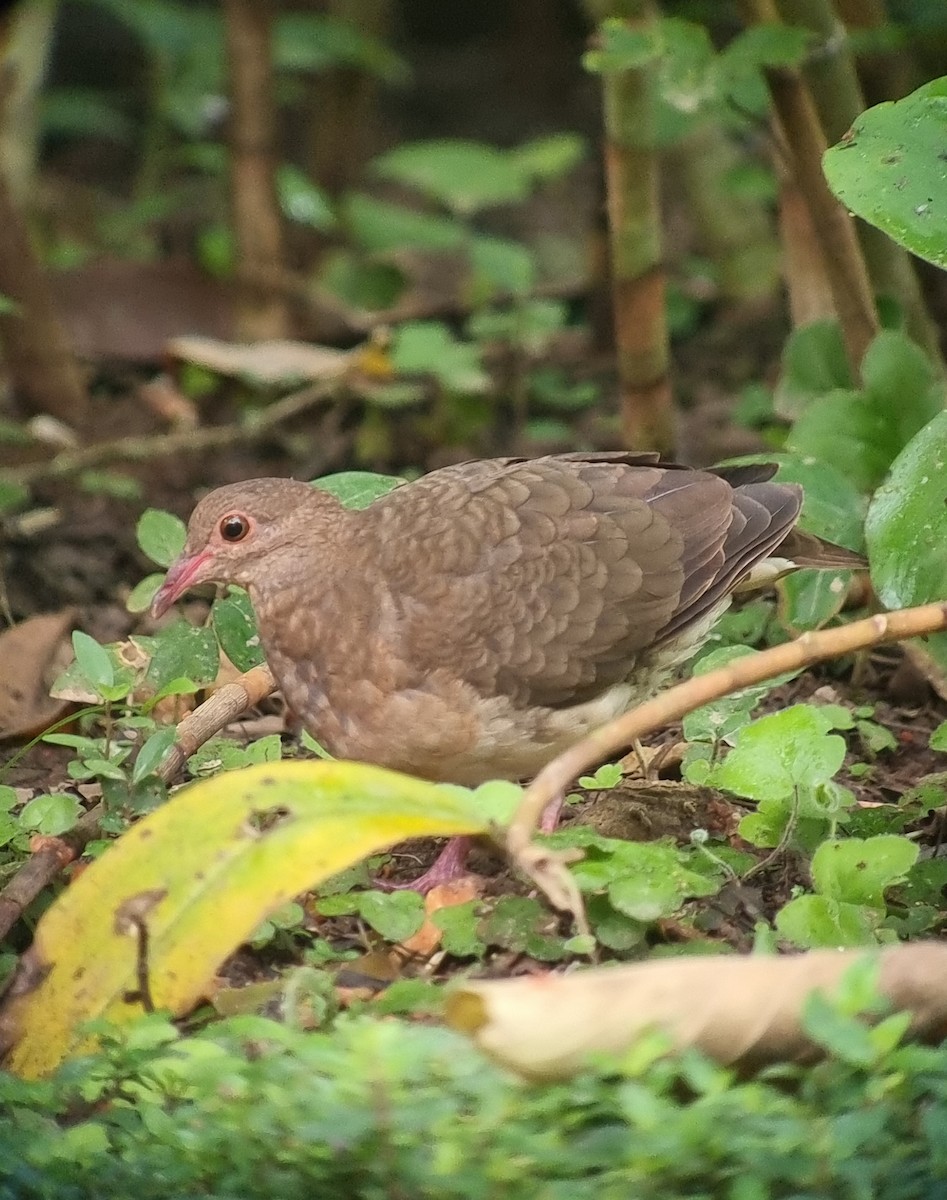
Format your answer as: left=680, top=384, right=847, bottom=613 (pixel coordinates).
left=219, top=514, right=250, bottom=542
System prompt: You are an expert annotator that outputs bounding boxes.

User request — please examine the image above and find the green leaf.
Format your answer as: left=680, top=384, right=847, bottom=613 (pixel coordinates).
left=136, top=509, right=187, bottom=568
left=787, top=331, right=942, bottom=494
left=711, top=705, right=846, bottom=803
left=775, top=894, right=880, bottom=948
left=356, top=890, right=425, bottom=942
left=277, top=165, right=336, bottom=232
left=390, top=321, right=489, bottom=393
left=432, top=900, right=486, bottom=958
left=774, top=320, right=852, bottom=420
left=312, top=472, right=405, bottom=510
left=0, top=479, right=28, bottom=515
left=810, top=835, right=919, bottom=908
left=509, top=133, right=585, bottom=182
left=126, top=573, right=165, bottom=615
left=144, top=622, right=219, bottom=693
left=480, top=896, right=569, bottom=961
left=132, top=727, right=178, bottom=785
left=583, top=20, right=659, bottom=74
left=568, top=840, right=718, bottom=920
left=18, top=793, right=83, bottom=837
left=211, top=590, right=264, bottom=672
left=866, top=410, right=947, bottom=671
left=71, top=631, right=114, bottom=693
left=318, top=250, right=406, bottom=312
left=469, top=237, right=536, bottom=298
left=345, top=194, right=463, bottom=254
left=683, top=645, right=794, bottom=743
left=823, top=77, right=947, bottom=269
left=373, top=140, right=531, bottom=215
left=931, top=722, right=947, bottom=752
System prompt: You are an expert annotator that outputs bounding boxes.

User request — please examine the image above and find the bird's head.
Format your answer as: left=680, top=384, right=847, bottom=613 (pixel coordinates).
left=150, top=478, right=335, bottom=618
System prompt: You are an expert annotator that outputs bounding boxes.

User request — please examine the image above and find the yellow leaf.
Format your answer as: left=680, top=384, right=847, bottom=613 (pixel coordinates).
left=1, top=761, right=489, bottom=1078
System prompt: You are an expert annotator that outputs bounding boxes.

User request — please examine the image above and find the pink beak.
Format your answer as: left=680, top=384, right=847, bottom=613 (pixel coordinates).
left=150, top=550, right=213, bottom=619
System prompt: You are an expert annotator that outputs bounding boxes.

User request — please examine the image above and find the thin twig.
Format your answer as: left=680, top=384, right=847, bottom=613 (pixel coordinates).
left=1, top=379, right=342, bottom=488
left=507, top=603, right=947, bottom=917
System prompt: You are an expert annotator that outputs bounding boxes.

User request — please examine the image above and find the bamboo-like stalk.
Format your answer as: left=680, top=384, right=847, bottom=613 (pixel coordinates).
left=834, top=0, right=917, bottom=103
left=586, top=0, right=675, bottom=453
left=738, top=0, right=878, bottom=375
left=777, top=0, right=942, bottom=368
left=307, top=0, right=391, bottom=199
left=0, top=168, right=87, bottom=426
left=222, top=0, right=290, bottom=340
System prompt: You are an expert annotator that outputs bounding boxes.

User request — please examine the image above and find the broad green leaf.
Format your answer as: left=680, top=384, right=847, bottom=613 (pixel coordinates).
left=0, top=479, right=28, bottom=515
left=345, top=194, right=463, bottom=254
left=18, top=793, right=82, bottom=837
left=318, top=249, right=406, bottom=312
left=373, top=140, right=531, bottom=215
left=810, top=836, right=918, bottom=908
left=787, top=390, right=891, bottom=495
left=2, top=761, right=490, bottom=1078
left=823, top=78, right=947, bottom=269
left=70, top=631, right=114, bottom=693
left=277, top=165, right=336, bottom=232
left=787, top=332, right=942, bottom=494
left=774, top=320, right=852, bottom=420
left=683, top=645, right=795, bottom=743
left=144, top=622, right=219, bottom=693
left=775, top=894, right=880, bottom=949
left=509, top=133, right=585, bottom=182
left=778, top=571, right=851, bottom=634
left=132, top=727, right=178, bottom=785
left=583, top=20, right=659, bottom=74
left=866, top=410, right=947, bottom=670
left=136, top=509, right=187, bottom=568
left=312, top=471, right=405, bottom=510
left=567, top=840, right=718, bottom=920
left=126, top=573, right=165, bottom=615
left=357, top=890, right=426, bottom=942
left=390, top=321, right=489, bottom=393
left=469, top=236, right=536, bottom=298
left=212, top=590, right=264, bottom=672
left=711, top=705, right=845, bottom=803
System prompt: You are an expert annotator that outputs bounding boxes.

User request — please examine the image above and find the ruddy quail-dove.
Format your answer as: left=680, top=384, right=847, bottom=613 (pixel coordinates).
left=152, top=452, right=862, bottom=889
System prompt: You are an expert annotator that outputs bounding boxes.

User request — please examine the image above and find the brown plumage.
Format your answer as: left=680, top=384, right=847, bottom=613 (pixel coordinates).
left=152, top=452, right=862, bottom=786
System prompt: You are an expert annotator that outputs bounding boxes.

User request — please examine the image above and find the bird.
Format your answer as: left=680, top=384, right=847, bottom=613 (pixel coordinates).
left=151, top=452, right=863, bottom=889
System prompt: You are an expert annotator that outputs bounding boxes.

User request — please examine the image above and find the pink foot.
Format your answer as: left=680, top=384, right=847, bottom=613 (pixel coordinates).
left=539, top=793, right=564, bottom=833
left=377, top=835, right=474, bottom=894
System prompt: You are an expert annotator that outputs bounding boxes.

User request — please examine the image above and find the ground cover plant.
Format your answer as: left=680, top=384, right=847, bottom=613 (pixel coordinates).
left=3, top=1, right=947, bottom=1195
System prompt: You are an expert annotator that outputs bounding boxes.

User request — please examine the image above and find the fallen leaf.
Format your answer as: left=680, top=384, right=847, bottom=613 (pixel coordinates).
left=0, top=760, right=490, bottom=1078
left=0, top=610, right=76, bottom=740
left=447, top=944, right=947, bottom=1079
left=166, top=336, right=352, bottom=386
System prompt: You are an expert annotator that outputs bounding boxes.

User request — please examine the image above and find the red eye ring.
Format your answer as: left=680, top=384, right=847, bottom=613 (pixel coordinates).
left=219, top=514, right=250, bottom=542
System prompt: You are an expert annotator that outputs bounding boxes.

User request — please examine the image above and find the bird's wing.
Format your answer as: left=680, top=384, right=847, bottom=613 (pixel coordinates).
left=366, top=455, right=801, bottom=708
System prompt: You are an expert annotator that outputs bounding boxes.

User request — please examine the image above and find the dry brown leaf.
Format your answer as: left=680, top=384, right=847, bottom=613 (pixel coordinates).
left=166, top=336, right=351, bottom=386
left=0, top=609, right=76, bottom=740
left=446, top=944, right=947, bottom=1079
left=396, top=877, right=481, bottom=962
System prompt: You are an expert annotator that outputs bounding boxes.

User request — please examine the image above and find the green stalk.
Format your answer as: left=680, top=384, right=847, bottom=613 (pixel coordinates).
left=777, top=0, right=942, bottom=369
left=586, top=0, right=675, bottom=453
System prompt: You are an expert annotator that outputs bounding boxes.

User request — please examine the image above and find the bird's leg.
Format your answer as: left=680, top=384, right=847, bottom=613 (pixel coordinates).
left=538, top=792, right=564, bottom=833
left=377, top=795, right=565, bottom=894
left=378, top=835, right=474, bottom=894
